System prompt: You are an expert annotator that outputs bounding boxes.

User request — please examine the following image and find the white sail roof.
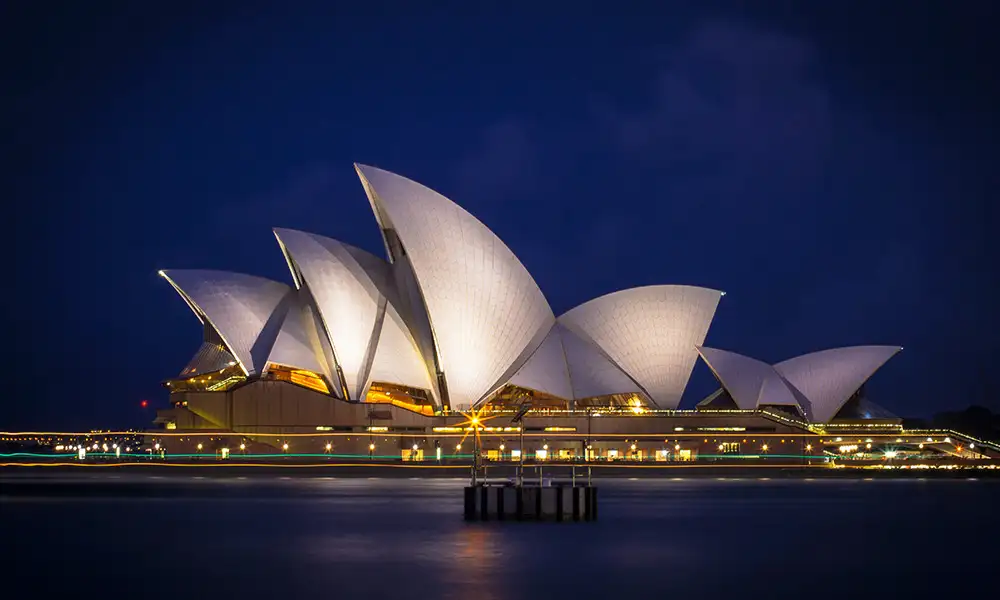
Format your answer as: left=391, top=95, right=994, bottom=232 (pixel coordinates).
left=697, top=345, right=901, bottom=422
left=507, top=325, right=574, bottom=400
left=273, top=228, right=434, bottom=402
left=757, top=372, right=801, bottom=408
left=559, top=324, right=644, bottom=401
left=355, top=164, right=555, bottom=409
left=559, top=285, right=723, bottom=408
left=696, top=346, right=775, bottom=410
left=265, top=293, right=333, bottom=381
left=159, top=270, right=291, bottom=376
left=363, top=301, right=437, bottom=397
left=774, top=345, right=902, bottom=423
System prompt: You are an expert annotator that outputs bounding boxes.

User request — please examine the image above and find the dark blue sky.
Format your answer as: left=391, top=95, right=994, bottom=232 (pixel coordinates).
left=4, top=1, right=998, bottom=429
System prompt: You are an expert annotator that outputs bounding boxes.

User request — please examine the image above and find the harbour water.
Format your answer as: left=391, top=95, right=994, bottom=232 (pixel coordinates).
left=3, top=476, right=997, bottom=599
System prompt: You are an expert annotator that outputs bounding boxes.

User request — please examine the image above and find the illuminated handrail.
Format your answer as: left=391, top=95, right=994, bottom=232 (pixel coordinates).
left=904, top=429, right=1000, bottom=452
left=470, top=408, right=762, bottom=417
left=758, top=409, right=815, bottom=431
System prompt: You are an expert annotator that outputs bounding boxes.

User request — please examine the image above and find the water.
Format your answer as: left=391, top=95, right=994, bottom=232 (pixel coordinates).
left=3, top=476, right=997, bottom=599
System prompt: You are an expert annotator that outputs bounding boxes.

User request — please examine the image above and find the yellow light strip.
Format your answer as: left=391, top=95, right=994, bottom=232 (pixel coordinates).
left=0, top=462, right=469, bottom=469
left=0, top=431, right=887, bottom=438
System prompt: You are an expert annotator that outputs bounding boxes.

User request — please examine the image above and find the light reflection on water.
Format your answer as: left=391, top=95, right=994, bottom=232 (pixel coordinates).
left=2, top=477, right=998, bottom=599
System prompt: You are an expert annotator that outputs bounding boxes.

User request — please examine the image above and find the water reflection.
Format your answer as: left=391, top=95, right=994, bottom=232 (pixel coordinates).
left=2, top=477, right=998, bottom=599
left=440, top=527, right=506, bottom=600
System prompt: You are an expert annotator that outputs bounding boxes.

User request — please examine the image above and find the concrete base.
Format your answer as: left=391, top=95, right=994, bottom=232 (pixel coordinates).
left=464, top=484, right=597, bottom=521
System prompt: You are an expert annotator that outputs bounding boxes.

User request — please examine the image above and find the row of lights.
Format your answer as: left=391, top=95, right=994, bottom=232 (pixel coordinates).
left=59, top=443, right=136, bottom=452
left=66, top=435, right=984, bottom=459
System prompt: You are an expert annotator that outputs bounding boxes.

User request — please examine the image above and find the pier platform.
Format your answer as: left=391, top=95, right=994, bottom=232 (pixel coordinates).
left=464, top=482, right=597, bottom=521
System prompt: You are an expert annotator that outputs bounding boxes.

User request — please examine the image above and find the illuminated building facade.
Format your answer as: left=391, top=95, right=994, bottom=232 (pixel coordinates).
left=159, top=164, right=723, bottom=415
left=151, top=164, right=997, bottom=461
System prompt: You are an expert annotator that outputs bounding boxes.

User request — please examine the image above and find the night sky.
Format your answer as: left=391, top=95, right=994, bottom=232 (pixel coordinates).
left=4, top=1, right=998, bottom=429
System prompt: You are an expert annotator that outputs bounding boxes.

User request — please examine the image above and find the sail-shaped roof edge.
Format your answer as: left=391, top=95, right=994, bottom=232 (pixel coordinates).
left=354, top=163, right=555, bottom=410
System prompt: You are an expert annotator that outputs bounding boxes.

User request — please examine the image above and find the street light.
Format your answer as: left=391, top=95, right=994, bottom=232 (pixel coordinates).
left=585, top=408, right=594, bottom=461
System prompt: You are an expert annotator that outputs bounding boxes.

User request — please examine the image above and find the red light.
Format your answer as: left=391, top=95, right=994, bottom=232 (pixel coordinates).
left=140, top=400, right=149, bottom=408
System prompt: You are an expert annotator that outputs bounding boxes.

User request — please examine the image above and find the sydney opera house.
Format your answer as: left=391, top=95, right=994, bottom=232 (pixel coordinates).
left=152, top=164, right=989, bottom=461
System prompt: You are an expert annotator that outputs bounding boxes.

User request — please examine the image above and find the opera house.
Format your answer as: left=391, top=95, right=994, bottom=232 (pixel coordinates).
left=152, top=164, right=988, bottom=461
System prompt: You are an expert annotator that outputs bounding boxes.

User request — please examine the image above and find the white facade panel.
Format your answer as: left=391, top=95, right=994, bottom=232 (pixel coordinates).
left=266, top=294, right=330, bottom=379
left=559, top=285, right=722, bottom=408
left=273, top=229, right=384, bottom=400
left=160, top=270, right=290, bottom=376
left=774, top=345, right=902, bottom=423
left=508, top=325, right=573, bottom=400
left=389, top=254, right=443, bottom=402
left=355, top=164, right=555, bottom=409
left=757, top=372, right=800, bottom=408
left=179, top=341, right=236, bottom=378
left=559, top=325, right=643, bottom=400
left=365, top=302, right=436, bottom=396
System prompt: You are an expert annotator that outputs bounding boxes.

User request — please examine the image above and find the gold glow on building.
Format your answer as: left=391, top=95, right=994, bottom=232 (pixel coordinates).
left=364, top=382, right=435, bottom=416
left=265, top=364, right=330, bottom=394
left=482, top=385, right=570, bottom=410
left=482, top=386, right=656, bottom=414
left=577, top=392, right=652, bottom=411
left=162, top=363, right=246, bottom=393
